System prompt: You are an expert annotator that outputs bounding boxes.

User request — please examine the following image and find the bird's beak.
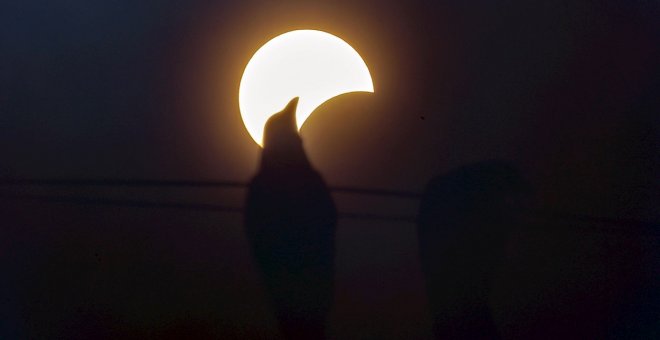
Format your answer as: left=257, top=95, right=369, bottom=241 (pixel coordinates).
left=279, top=97, right=299, bottom=131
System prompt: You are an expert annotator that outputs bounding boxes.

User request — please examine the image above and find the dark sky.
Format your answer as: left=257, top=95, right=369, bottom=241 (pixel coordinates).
left=2, top=0, right=658, bottom=218
left=1, top=1, right=659, bottom=338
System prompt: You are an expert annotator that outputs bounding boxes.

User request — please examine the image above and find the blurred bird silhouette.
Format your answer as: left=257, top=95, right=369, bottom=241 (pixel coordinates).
left=417, top=160, right=531, bottom=339
left=244, top=98, right=337, bottom=339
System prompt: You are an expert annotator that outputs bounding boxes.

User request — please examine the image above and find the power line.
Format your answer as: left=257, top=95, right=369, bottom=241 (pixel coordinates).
left=0, top=193, right=416, bottom=223
left=0, top=178, right=422, bottom=199
left=1, top=192, right=658, bottom=236
left=3, top=178, right=655, bottom=199
left=1, top=178, right=657, bottom=233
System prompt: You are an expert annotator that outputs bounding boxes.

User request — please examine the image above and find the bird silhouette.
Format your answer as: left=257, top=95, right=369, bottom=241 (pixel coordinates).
left=244, top=98, right=336, bottom=339
left=417, top=160, right=531, bottom=339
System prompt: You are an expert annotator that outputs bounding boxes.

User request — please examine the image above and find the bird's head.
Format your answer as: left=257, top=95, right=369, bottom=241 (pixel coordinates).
left=260, top=97, right=310, bottom=170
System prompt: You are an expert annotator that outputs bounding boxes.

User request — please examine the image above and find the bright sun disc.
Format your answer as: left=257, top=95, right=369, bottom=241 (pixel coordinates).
left=239, top=30, right=374, bottom=146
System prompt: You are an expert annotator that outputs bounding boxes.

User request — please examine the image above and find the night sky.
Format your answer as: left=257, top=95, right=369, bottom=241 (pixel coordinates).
left=2, top=1, right=659, bottom=338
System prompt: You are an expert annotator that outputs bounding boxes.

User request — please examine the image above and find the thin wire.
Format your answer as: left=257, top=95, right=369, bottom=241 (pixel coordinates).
left=2, top=192, right=658, bottom=236
left=0, top=193, right=416, bottom=223
left=4, top=178, right=655, bottom=198
left=0, top=178, right=657, bottom=233
left=0, top=178, right=422, bottom=199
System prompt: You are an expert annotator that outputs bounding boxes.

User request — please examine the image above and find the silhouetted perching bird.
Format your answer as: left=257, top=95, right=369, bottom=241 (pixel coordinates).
left=417, top=160, right=531, bottom=340
left=245, top=98, right=337, bottom=340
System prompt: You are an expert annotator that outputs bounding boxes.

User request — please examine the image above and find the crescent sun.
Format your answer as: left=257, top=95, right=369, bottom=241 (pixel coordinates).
left=239, top=29, right=374, bottom=146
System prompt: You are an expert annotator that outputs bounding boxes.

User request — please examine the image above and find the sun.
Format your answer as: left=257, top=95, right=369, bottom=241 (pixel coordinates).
left=239, top=30, right=374, bottom=146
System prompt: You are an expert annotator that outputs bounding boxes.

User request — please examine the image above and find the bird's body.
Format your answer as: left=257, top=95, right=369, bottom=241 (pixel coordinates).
left=417, top=160, right=530, bottom=339
left=245, top=98, right=336, bottom=339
